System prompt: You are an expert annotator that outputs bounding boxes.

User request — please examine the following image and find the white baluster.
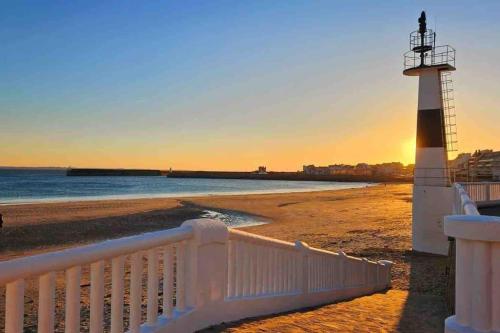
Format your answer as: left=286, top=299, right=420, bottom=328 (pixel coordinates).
left=38, top=272, right=56, bottom=333
left=111, top=256, right=125, bottom=333
left=147, top=248, right=159, bottom=325
left=5, top=279, right=24, bottom=333
left=228, top=240, right=236, bottom=298
left=288, top=252, right=293, bottom=292
left=249, top=243, right=256, bottom=296
left=266, top=248, right=272, bottom=294
left=130, top=252, right=143, bottom=333
left=242, top=243, right=250, bottom=296
left=276, top=250, right=282, bottom=293
left=163, top=246, right=174, bottom=318
left=312, top=256, right=317, bottom=291
left=255, top=245, right=262, bottom=296
left=321, top=256, right=325, bottom=290
left=176, top=241, right=186, bottom=312
left=268, top=247, right=276, bottom=294
left=260, top=246, right=267, bottom=295
left=236, top=241, right=244, bottom=297
left=281, top=251, right=286, bottom=293
left=65, top=266, right=81, bottom=333
left=90, top=260, right=105, bottom=333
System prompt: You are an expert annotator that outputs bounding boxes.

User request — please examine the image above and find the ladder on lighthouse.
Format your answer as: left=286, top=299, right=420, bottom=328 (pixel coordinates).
left=441, top=71, right=458, bottom=153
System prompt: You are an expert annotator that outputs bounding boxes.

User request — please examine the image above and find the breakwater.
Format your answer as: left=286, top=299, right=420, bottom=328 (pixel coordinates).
left=67, top=168, right=165, bottom=176
left=166, top=170, right=412, bottom=183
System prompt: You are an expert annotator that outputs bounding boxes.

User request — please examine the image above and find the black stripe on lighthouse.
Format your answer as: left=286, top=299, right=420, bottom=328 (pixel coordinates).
left=416, top=108, right=446, bottom=148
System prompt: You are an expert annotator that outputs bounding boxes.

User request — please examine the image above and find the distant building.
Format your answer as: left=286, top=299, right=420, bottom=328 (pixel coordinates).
left=303, top=165, right=329, bottom=175
left=303, top=162, right=413, bottom=177
left=329, top=164, right=355, bottom=175
left=450, top=150, right=500, bottom=181
left=354, top=163, right=372, bottom=176
left=257, top=166, right=267, bottom=174
left=372, top=162, right=404, bottom=176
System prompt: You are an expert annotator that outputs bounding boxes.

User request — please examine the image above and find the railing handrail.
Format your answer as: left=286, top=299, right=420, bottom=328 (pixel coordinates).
left=0, top=225, right=193, bottom=285
left=453, top=183, right=480, bottom=215
left=229, top=228, right=297, bottom=250
left=229, top=228, right=376, bottom=263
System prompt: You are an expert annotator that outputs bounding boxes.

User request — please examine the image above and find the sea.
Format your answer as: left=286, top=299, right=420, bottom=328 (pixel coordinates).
left=0, top=168, right=371, bottom=205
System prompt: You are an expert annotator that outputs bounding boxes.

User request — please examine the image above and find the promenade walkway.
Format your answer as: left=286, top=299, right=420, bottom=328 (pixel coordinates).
left=204, top=290, right=444, bottom=333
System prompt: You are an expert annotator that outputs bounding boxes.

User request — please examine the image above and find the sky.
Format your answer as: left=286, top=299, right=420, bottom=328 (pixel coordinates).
left=1, top=1, right=499, bottom=171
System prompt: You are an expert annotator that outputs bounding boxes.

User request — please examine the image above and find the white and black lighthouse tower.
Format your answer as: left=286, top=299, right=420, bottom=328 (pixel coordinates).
left=404, top=12, right=457, bottom=255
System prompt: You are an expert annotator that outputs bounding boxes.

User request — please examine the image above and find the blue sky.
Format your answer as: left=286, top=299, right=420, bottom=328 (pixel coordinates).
left=1, top=1, right=499, bottom=170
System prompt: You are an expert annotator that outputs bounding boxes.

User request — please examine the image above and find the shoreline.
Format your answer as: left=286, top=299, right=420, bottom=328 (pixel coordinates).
left=0, top=181, right=374, bottom=206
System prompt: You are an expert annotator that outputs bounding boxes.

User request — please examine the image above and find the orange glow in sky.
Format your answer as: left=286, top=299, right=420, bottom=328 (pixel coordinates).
left=1, top=2, right=499, bottom=170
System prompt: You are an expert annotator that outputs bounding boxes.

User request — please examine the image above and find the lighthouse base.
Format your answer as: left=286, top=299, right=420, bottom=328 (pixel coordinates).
left=412, top=185, right=454, bottom=255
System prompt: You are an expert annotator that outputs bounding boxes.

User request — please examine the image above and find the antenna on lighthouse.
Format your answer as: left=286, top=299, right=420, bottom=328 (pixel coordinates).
left=418, top=11, right=428, bottom=66
left=404, top=12, right=455, bottom=75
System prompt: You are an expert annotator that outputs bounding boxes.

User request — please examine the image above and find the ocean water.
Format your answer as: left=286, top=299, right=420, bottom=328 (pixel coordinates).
left=0, top=169, right=371, bottom=205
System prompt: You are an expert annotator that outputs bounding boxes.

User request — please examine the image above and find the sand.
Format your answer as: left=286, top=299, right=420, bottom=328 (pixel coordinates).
left=0, top=184, right=449, bottom=332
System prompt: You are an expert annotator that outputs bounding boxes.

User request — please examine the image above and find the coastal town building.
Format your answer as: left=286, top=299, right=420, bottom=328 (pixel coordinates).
left=449, top=149, right=500, bottom=181
left=302, top=162, right=409, bottom=177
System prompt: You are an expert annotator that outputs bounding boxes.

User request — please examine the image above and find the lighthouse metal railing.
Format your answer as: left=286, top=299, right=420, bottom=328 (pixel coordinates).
left=0, top=219, right=393, bottom=333
left=444, top=183, right=500, bottom=333
left=403, top=45, right=456, bottom=70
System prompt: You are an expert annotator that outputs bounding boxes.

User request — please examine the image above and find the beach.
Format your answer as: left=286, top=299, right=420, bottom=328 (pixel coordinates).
left=0, top=184, right=447, bottom=332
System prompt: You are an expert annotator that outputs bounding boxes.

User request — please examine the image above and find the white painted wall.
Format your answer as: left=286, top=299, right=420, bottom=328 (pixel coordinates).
left=412, top=185, right=454, bottom=255
left=417, top=68, right=442, bottom=110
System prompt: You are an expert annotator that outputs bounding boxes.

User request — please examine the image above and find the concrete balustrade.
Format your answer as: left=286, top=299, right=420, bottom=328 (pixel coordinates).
left=445, top=183, right=500, bottom=333
left=0, top=219, right=393, bottom=333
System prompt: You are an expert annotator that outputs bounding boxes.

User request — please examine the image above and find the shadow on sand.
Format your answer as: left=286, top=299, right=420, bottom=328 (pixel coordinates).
left=396, top=250, right=449, bottom=332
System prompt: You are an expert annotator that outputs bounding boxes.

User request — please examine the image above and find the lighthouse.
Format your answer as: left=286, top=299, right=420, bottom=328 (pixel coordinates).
left=404, top=12, right=457, bottom=255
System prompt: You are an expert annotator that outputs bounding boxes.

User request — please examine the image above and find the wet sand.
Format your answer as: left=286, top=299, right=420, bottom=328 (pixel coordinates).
left=0, top=184, right=449, bottom=332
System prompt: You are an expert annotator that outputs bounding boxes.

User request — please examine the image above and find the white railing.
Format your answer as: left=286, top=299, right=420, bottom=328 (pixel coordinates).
left=0, top=219, right=393, bottom=333
left=444, top=184, right=500, bottom=333
left=452, top=183, right=480, bottom=215
left=460, top=182, right=500, bottom=206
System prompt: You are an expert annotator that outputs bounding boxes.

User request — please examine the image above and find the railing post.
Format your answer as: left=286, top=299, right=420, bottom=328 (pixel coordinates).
left=295, top=241, right=310, bottom=297
left=180, top=219, right=229, bottom=330
left=444, top=214, right=500, bottom=333
left=378, top=260, right=393, bottom=288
